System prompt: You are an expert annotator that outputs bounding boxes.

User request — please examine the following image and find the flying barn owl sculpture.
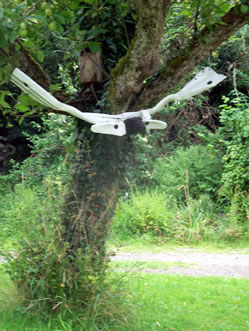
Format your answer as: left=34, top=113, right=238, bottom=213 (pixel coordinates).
left=11, top=67, right=226, bottom=136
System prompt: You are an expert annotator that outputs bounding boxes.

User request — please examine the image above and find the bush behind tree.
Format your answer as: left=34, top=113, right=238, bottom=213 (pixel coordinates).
left=152, top=144, right=224, bottom=203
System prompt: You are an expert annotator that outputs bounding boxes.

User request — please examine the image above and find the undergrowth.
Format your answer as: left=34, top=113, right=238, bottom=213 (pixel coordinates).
left=112, top=189, right=249, bottom=245
left=0, top=270, right=136, bottom=330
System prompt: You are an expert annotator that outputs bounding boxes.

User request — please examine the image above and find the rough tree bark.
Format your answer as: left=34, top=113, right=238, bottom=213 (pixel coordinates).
left=61, top=131, right=133, bottom=261
left=108, top=0, right=171, bottom=113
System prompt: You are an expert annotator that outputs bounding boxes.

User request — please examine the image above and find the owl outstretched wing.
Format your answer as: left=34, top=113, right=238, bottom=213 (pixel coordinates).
left=11, top=67, right=226, bottom=136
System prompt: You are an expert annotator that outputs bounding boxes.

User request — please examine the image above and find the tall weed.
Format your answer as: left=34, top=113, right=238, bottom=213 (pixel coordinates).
left=0, top=115, right=136, bottom=327
left=0, top=183, right=62, bottom=246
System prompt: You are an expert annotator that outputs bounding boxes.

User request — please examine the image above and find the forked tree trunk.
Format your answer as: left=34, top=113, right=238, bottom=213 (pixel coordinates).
left=61, top=0, right=171, bottom=264
left=60, top=1, right=249, bottom=267
left=5, top=0, right=249, bottom=273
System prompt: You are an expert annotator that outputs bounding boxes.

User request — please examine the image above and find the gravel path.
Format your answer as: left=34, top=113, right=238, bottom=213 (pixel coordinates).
left=1, top=249, right=249, bottom=278
left=112, top=249, right=249, bottom=278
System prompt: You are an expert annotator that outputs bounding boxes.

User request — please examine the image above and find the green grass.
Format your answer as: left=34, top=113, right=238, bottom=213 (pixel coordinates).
left=0, top=269, right=135, bottom=331
left=1, top=268, right=249, bottom=331
left=127, top=273, right=249, bottom=331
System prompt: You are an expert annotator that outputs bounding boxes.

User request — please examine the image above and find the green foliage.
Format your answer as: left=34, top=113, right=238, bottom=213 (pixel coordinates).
left=0, top=175, right=133, bottom=327
left=176, top=0, right=232, bottom=25
left=174, top=195, right=249, bottom=243
left=0, top=114, right=75, bottom=247
left=0, top=180, right=122, bottom=322
left=161, top=0, right=233, bottom=62
left=0, top=182, right=79, bottom=316
left=112, top=189, right=243, bottom=244
left=112, top=190, right=175, bottom=238
left=0, top=0, right=134, bottom=123
left=0, top=200, right=134, bottom=327
left=218, top=92, right=249, bottom=222
left=215, top=25, right=249, bottom=105
left=153, top=144, right=223, bottom=202
left=111, top=135, right=249, bottom=244
left=0, top=184, right=58, bottom=246
left=123, top=135, right=161, bottom=188
left=0, top=114, right=138, bottom=319
left=0, top=115, right=77, bottom=314
left=0, top=1, right=19, bottom=49
left=1, top=271, right=249, bottom=330
left=0, top=114, right=74, bottom=189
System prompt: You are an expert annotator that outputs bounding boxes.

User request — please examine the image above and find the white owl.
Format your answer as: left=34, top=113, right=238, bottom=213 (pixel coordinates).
left=11, top=67, right=226, bottom=136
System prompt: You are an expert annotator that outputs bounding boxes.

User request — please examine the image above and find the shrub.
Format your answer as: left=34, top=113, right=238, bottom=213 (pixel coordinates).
left=152, top=144, right=223, bottom=202
left=112, top=190, right=175, bottom=239
left=218, top=92, right=249, bottom=222
left=0, top=181, right=135, bottom=328
left=0, top=114, right=74, bottom=190
left=112, top=191, right=243, bottom=244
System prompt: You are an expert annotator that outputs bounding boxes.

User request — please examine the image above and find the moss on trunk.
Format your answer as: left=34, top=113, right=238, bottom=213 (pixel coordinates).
left=108, top=0, right=170, bottom=113
left=62, top=129, right=134, bottom=263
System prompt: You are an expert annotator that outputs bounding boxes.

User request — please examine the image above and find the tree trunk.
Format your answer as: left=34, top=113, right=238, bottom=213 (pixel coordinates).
left=62, top=0, right=172, bottom=265
left=62, top=130, right=133, bottom=264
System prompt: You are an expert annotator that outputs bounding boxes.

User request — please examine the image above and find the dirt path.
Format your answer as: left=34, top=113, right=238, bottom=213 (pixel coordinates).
left=112, top=249, right=249, bottom=278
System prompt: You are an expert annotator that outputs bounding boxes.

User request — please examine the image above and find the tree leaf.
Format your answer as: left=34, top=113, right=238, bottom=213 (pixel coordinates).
left=0, top=29, right=8, bottom=50
left=37, top=50, right=44, bottom=63
left=82, top=0, right=97, bottom=4
left=88, top=41, right=101, bottom=53
left=69, top=0, right=80, bottom=10
left=0, top=91, right=12, bottom=108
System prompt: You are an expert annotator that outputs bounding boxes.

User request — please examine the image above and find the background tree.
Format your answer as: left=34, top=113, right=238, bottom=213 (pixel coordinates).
left=1, top=0, right=249, bottom=314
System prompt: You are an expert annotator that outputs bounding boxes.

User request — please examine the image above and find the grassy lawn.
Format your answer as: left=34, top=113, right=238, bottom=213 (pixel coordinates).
left=1, top=268, right=249, bottom=331
left=127, top=273, right=249, bottom=331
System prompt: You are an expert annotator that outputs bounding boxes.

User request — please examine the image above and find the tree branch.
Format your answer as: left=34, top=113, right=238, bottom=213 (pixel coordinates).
left=8, top=40, right=51, bottom=90
left=6, top=40, right=78, bottom=117
left=130, top=4, right=249, bottom=111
